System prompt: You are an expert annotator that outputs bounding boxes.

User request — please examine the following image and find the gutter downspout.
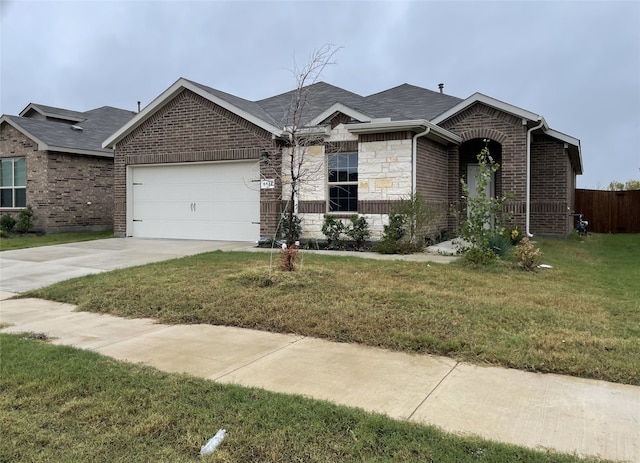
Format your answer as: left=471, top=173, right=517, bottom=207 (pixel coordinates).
left=412, top=126, right=431, bottom=195
left=526, top=118, right=544, bottom=237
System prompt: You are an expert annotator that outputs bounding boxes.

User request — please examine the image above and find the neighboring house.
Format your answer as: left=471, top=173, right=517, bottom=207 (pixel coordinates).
left=103, top=77, right=582, bottom=242
left=0, top=104, right=136, bottom=232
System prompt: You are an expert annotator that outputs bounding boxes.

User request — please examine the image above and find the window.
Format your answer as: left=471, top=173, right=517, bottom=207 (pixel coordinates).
left=0, top=158, right=26, bottom=208
left=328, top=152, right=357, bottom=212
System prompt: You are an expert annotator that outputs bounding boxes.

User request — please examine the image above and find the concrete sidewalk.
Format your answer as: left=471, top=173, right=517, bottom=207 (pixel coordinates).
left=1, top=293, right=638, bottom=462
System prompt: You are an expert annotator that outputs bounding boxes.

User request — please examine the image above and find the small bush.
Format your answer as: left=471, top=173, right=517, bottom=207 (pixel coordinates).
left=1, top=214, right=17, bottom=233
left=346, top=215, right=370, bottom=250
left=503, top=225, right=523, bottom=245
left=279, top=245, right=299, bottom=272
left=279, top=212, right=302, bottom=244
left=462, top=247, right=497, bottom=266
left=16, top=206, right=35, bottom=234
left=321, top=216, right=346, bottom=250
left=373, top=214, right=405, bottom=254
left=488, top=233, right=514, bottom=258
left=515, top=237, right=541, bottom=271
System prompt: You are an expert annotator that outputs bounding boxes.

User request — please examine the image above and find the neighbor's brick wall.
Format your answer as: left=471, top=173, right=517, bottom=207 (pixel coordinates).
left=1, top=122, right=114, bottom=232
left=45, top=152, right=114, bottom=231
left=530, top=134, right=572, bottom=235
left=439, top=102, right=528, bottom=232
left=114, top=89, right=277, bottom=237
left=0, top=123, right=46, bottom=228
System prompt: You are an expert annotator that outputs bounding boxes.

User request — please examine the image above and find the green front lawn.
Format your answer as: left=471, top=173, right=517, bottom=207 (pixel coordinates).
left=0, top=230, right=113, bottom=251
left=0, top=334, right=607, bottom=462
left=25, top=234, right=640, bottom=385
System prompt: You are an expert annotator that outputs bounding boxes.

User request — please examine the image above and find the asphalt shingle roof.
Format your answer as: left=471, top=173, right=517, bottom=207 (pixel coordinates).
left=4, top=106, right=136, bottom=155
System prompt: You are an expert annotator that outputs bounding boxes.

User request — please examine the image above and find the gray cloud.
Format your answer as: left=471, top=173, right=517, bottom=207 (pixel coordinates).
left=1, top=0, right=638, bottom=188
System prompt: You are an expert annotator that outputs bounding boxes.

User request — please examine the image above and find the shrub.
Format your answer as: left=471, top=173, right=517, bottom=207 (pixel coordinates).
left=279, top=244, right=299, bottom=272
left=503, top=225, right=523, bottom=245
left=515, top=237, right=541, bottom=271
left=346, top=215, right=370, bottom=250
left=457, top=143, right=513, bottom=257
left=462, top=247, right=497, bottom=266
left=16, top=206, right=35, bottom=234
left=487, top=233, right=514, bottom=258
left=0, top=214, right=17, bottom=234
left=321, top=216, right=346, bottom=250
left=279, top=212, right=302, bottom=244
left=373, top=214, right=405, bottom=254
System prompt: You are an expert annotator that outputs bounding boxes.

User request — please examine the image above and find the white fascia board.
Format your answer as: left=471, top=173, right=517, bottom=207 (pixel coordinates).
left=0, top=116, right=48, bottom=150
left=103, top=78, right=282, bottom=149
left=431, top=92, right=542, bottom=125
left=307, top=103, right=372, bottom=126
left=544, top=128, right=580, bottom=147
left=347, top=119, right=462, bottom=144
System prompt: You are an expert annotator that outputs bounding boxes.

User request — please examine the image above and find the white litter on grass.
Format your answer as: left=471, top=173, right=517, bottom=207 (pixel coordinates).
left=538, top=264, right=553, bottom=269
left=200, top=429, right=226, bottom=455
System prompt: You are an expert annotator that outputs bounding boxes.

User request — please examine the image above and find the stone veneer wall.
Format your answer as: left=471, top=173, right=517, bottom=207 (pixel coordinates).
left=291, top=129, right=415, bottom=240
left=1, top=122, right=114, bottom=232
left=113, top=89, right=278, bottom=237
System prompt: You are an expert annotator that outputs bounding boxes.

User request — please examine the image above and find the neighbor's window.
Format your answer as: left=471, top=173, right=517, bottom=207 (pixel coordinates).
left=0, top=157, right=26, bottom=208
left=328, top=152, right=358, bottom=212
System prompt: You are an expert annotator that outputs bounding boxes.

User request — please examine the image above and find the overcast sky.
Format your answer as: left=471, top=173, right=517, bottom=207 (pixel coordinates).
left=1, top=1, right=638, bottom=188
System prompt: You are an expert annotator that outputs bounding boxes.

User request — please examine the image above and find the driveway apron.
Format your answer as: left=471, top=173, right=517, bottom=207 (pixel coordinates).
left=0, top=238, right=252, bottom=292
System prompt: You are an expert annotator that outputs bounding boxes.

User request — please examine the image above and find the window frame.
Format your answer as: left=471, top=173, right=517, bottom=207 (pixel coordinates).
left=0, top=157, right=27, bottom=209
left=326, top=152, right=358, bottom=213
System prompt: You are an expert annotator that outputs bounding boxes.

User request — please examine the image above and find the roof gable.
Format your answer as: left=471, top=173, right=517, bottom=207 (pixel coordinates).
left=104, top=78, right=283, bottom=148
left=2, top=105, right=135, bottom=157
left=19, top=103, right=86, bottom=123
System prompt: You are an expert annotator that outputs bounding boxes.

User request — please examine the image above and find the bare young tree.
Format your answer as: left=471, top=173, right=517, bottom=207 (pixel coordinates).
left=280, top=44, right=341, bottom=248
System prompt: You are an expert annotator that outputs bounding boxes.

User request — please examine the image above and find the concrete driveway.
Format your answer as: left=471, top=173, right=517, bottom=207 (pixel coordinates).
left=0, top=238, right=253, bottom=293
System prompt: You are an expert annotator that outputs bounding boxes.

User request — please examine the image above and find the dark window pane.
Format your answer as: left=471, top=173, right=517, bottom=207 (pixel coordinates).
left=328, top=169, right=337, bottom=183
left=329, top=185, right=358, bottom=212
left=15, top=188, right=26, bottom=208
left=1, top=189, right=12, bottom=207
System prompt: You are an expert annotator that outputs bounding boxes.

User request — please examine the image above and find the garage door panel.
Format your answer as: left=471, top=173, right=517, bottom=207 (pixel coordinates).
left=129, top=162, right=260, bottom=241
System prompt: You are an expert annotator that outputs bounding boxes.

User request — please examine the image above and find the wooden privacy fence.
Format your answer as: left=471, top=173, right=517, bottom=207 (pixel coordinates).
left=575, top=189, right=640, bottom=233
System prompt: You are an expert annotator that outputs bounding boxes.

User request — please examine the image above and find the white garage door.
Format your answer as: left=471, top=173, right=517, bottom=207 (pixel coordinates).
left=129, top=161, right=260, bottom=241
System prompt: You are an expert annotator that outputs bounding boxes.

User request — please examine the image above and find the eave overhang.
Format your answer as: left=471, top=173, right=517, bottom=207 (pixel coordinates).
left=346, top=119, right=462, bottom=145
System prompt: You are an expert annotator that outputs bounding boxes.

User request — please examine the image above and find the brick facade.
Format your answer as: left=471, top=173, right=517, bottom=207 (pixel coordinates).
left=1, top=122, right=114, bottom=232
left=530, top=134, right=574, bottom=235
left=416, top=136, right=449, bottom=234
left=113, top=89, right=278, bottom=237
left=439, top=102, right=575, bottom=236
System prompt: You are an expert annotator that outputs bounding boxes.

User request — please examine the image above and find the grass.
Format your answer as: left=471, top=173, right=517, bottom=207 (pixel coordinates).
left=24, top=233, right=640, bottom=385
left=0, top=333, right=607, bottom=462
left=0, top=230, right=113, bottom=251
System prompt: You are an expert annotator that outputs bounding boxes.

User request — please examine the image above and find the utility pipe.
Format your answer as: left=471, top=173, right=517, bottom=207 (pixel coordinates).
left=412, top=126, right=431, bottom=194
left=526, top=118, right=545, bottom=237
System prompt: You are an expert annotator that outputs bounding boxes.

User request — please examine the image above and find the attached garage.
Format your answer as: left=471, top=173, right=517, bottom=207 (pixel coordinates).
left=127, top=161, right=260, bottom=241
